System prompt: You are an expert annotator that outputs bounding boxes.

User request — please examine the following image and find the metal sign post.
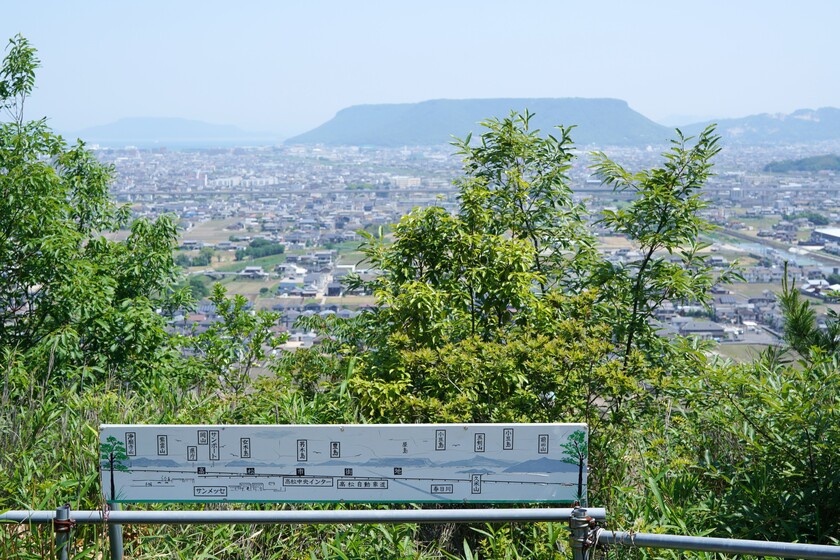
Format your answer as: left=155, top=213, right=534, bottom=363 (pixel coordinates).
left=107, top=503, right=123, bottom=560
left=53, top=504, right=73, bottom=560
left=569, top=506, right=595, bottom=560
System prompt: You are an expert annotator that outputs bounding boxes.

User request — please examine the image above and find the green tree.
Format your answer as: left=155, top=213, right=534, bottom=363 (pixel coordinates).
left=591, top=126, right=740, bottom=371
left=778, top=264, right=840, bottom=360
left=451, top=111, right=596, bottom=291
left=0, top=35, right=189, bottom=388
left=188, top=275, right=210, bottom=299
left=783, top=211, right=829, bottom=226
left=235, top=239, right=284, bottom=260
left=289, top=115, right=730, bottom=522
left=191, top=246, right=216, bottom=267
left=249, top=238, right=272, bottom=248
left=189, top=283, right=286, bottom=397
left=351, top=207, right=541, bottom=346
left=343, top=112, right=596, bottom=349
left=175, top=252, right=192, bottom=267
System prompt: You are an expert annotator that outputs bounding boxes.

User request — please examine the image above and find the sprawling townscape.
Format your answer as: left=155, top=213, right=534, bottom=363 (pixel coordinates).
left=94, top=140, right=840, bottom=360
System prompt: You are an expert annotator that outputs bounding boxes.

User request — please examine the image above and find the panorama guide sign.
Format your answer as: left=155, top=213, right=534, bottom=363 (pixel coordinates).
left=100, top=423, right=587, bottom=504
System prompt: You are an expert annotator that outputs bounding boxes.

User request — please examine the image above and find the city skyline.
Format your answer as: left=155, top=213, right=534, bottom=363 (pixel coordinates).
left=3, top=1, right=839, bottom=137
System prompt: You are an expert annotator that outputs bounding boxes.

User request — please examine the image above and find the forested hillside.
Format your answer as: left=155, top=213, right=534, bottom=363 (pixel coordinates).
left=2, top=36, right=839, bottom=559
left=764, top=154, right=840, bottom=173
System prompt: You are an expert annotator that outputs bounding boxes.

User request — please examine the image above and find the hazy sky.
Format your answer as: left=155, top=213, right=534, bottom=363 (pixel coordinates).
left=3, top=1, right=839, bottom=137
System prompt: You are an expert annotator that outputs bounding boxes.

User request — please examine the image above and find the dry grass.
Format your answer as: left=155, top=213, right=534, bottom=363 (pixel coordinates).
left=181, top=219, right=242, bottom=244
left=596, top=235, right=633, bottom=250
left=727, top=282, right=780, bottom=298
left=714, top=343, right=775, bottom=363
left=322, top=295, right=377, bottom=307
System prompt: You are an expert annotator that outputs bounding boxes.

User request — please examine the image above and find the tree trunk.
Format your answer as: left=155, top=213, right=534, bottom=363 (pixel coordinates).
left=109, top=453, right=116, bottom=501
left=577, top=457, right=584, bottom=504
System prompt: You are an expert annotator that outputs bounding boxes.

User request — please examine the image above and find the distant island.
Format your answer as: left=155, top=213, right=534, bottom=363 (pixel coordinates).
left=764, top=154, right=840, bottom=173
left=71, top=117, right=280, bottom=148
left=286, top=98, right=671, bottom=147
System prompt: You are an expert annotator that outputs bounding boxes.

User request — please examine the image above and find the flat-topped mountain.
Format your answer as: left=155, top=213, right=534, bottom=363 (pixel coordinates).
left=286, top=98, right=671, bottom=147
left=72, top=117, right=279, bottom=147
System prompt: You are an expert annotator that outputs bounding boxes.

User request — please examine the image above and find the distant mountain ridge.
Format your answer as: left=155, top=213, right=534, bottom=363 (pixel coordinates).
left=286, top=98, right=671, bottom=147
left=682, top=108, right=840, bottom=145
left=68, top=104, right=840, bottom=149
left=72, top=117, right=280, bottom=147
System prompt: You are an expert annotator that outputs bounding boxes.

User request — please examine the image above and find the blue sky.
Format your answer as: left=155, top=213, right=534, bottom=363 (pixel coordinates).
left=3, top=1, right=838, bottom=136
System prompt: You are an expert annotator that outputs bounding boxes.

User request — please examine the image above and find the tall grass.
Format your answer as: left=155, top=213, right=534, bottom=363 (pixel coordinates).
left=0, top=368, right=442, bottom=558
left=3, top=354, right=834, bottom=558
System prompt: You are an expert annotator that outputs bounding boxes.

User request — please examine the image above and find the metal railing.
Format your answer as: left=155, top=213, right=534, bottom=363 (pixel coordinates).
left=2, top=505, right=604, bottom=525
left=596, top=530, right=840, bottom=560
left=567, top=507, right=840, bottom=560
left=4, top=505, right=840, bottom=560
left=3, top=505, right=603, bottom=560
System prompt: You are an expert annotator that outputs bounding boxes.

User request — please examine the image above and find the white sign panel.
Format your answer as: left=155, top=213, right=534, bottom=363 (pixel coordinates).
left=100, top=423, right=587, bottom=504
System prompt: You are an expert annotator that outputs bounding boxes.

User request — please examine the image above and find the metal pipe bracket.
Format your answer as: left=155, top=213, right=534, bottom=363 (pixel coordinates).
left=53, top=517, right=77, bottom=533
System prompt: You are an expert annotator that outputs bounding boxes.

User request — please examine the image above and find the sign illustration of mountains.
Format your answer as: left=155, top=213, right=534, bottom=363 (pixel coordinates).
left=99, top=424, right=587, bottom=503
